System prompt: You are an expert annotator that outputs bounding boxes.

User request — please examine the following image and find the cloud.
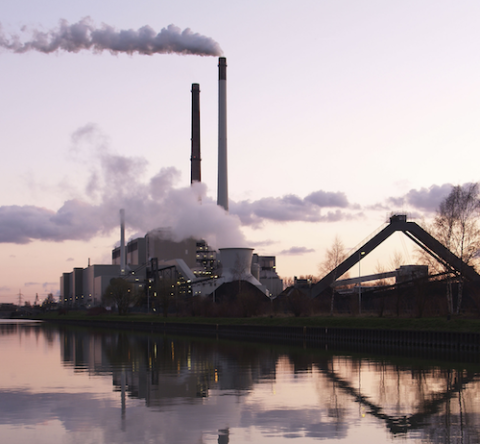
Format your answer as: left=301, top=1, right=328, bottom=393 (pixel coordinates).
left=304, top=190, right=349, bottom=208
left=384, top=184, right=453, bottom=213
left=42, top=282, right=58, bottom=289
left=368, top=183, right=457, bottom=215
left=230, top=192, right=357, bottom=227
left=24, top=282, right=39, bottom=287
left=0, top=203, right=102, bottom=244
left=391, top=184, right=453, bottom=212
left=279, top=246, right=315, bottom=255
left=0, top=286, right=11, bottom=292
left=66, top=257, right=74, bottom=262
left=248, top=239, right=277, bottom=248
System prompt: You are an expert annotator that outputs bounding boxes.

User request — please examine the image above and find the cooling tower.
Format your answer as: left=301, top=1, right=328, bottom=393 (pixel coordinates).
left=218, top=248, right=254, bottom=281
left=217, top=57, right=228, bottom=211
left=190, top=83, right=201, bottom=184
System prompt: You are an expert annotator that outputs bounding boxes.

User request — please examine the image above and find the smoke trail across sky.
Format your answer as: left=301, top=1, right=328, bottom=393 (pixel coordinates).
left=0, top=17, right=222, bottom=56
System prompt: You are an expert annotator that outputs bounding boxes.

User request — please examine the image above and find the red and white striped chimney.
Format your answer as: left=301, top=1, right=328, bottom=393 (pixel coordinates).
left=217, top=57, right=228, bottom=211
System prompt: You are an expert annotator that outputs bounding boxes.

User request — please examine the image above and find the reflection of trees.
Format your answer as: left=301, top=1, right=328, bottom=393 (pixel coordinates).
left=0, top=323, right=19, bottom=336
left=0, top=322, right=45, bottom=337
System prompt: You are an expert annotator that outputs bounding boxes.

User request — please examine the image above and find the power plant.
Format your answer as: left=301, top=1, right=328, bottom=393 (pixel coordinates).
left=60, top=57, right=283, bottom=307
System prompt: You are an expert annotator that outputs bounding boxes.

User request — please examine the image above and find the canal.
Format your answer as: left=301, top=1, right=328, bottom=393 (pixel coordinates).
left=1, top=320, right=479, bottom=443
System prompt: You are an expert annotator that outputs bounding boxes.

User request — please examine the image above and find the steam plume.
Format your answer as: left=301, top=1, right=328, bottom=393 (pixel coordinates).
left=0, top=18, right=222, bottom=56
left=0, top=125, right=362, bottom=246
left=0, top=124, right=242, bottom=247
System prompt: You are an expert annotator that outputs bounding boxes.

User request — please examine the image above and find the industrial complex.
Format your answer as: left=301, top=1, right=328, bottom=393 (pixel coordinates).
left=59, top=57, right=480, bottom=311
left=60, top=57, right=283, bottom=307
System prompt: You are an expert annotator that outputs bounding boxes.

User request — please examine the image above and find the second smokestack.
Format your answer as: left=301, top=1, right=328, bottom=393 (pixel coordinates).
left=190, top=83, right=201, bottom=184
left=217, top=57, right=228, bottom=211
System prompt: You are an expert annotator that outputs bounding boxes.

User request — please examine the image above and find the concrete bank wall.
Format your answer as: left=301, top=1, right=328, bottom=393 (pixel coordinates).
left=46, top=319, right=480, bottom=352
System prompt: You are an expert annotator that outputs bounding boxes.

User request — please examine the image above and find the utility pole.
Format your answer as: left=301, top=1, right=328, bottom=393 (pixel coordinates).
left=17, top=289, right=23, bottom=307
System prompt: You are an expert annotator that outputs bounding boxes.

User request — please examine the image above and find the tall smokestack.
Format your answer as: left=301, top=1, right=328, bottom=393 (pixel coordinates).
left=217, top=57, right=228, bottom=211
left=190, top=83, right=201, bottom=184
left=120, top=209, right=126, bottom=275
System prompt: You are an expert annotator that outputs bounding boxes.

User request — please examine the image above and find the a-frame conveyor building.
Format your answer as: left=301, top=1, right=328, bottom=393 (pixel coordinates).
left=311, top=214, right=480, bottom=298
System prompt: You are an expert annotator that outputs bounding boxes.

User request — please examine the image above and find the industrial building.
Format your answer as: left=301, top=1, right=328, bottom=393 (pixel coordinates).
left=60, top=227, right=283, bottom=306
left=59, top=56, right=283, bottom=307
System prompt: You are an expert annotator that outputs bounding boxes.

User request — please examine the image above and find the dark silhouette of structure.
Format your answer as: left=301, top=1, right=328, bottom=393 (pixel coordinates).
left=311, top=214, right=480, bottom=297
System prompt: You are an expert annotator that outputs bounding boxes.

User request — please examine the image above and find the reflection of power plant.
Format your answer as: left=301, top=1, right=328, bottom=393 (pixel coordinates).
left=55, top=325, right=480, bottom=442
left=59, top=57, right=282, bottom=306
left=59, top=326, right=276, bottom=405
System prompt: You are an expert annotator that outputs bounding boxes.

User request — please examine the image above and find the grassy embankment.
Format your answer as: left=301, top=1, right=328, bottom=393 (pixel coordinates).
left=32, top=312, right=480, bottom=333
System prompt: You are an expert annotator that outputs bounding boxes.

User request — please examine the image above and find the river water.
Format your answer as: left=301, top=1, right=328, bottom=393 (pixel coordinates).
left=1, top=320, right=479, bottom=444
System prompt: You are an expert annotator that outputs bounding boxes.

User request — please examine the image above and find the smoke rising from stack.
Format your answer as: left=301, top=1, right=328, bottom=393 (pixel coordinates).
left=0, top=125, right=363, bottom=247
left=0, top=18, right=222, bottom=56
left=0, top=124, right=244, bottom=247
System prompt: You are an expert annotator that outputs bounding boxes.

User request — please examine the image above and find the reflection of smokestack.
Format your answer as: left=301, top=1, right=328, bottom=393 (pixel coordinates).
left=191, top=83, right=201, bottom=184
left=120, top=209, right=126, bottom=275
left=217, top=57, right=228, bottom=211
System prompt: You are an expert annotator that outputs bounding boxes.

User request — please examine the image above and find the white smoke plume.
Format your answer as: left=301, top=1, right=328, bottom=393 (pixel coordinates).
left=0, top=124, right=242, bottom=248
left=0, top=18, right=222, bottom=56
left=0, top=125, right=364, bottom=246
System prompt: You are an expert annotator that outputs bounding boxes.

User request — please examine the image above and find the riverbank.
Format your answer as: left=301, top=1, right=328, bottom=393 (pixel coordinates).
left=32, top=312, right=480, bottom=333
left=31, top=313, right=480, bottom=352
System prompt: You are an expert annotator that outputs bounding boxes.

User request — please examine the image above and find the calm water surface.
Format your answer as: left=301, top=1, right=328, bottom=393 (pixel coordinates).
left=1, top=320, right=479, bottom=444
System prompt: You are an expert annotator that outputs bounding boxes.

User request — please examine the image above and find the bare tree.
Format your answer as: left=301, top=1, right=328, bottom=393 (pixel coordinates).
left=433, top=183, right=480, bottom=313
left=319, top=236, right=348, bottom=278
left=282, top=276, right=295, bottom=289
left=389, top=251, right=405, bottom=271
left=103, top=278, right=137, bottom=315
left=319, top=235, right=348, bottom=315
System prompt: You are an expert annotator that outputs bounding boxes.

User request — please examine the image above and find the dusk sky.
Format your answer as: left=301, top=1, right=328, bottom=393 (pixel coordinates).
left=1, top=1, right=480, bottom=302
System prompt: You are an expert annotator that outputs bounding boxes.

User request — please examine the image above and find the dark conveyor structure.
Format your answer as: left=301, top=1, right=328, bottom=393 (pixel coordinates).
left=311, top=214, right=480, bottom=298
